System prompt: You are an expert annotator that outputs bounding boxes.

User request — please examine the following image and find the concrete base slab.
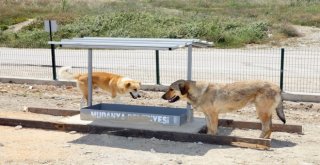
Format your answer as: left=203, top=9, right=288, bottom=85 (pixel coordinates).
left=59, top=114, right=206, bottom=133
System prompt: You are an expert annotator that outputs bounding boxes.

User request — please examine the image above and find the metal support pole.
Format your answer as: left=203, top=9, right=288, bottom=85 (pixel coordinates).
left=49, top=20, right=57, bottom=80
left=280, top=48, right=285, bottom=91
left=88, top=48, right=93, bottom=106
left=187, top=45, right=192, bottom=80
left=187, top=44, right=193, bottom=121
left=50, top=44, right=57, bottom=80
left=155, top=50, right=160, bottom=84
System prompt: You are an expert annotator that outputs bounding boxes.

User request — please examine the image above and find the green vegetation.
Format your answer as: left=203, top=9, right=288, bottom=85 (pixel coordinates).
left=0, top=0, right=319, bottom=48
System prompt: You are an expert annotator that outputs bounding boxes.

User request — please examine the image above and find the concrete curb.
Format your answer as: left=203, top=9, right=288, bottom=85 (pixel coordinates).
left=282, top=92, right=320, bottom=103
left=1, top=77, right=319, bottom=103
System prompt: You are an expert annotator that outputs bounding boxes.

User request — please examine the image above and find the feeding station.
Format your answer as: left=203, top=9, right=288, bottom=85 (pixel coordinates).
left=48, top=37, right=213, bottom=126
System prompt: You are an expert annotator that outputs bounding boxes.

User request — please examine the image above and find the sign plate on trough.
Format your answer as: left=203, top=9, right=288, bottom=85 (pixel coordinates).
left=80, top=103, right=188, bottom=126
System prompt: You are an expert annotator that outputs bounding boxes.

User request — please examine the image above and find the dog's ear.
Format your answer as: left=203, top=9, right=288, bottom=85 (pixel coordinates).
left=125, top=82, right=131, bottom=88
left=179, top=82, right=189, bottom=95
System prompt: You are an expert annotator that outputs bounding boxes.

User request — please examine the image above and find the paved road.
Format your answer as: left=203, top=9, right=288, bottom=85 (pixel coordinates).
left=0, top=47, right=319, bottom=93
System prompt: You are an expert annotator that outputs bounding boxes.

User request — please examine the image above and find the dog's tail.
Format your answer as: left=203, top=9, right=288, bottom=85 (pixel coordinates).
left=58, top=66, right=76, bottom=80
left=276, top=95, right=286, bottom=124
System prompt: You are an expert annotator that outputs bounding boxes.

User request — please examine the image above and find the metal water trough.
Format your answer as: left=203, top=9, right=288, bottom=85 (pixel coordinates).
left=80, top=103, right=189, bottom=126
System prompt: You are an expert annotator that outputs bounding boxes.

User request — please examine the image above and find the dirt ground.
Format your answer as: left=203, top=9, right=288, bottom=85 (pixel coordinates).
left=0, top=82, right=320, bottom=165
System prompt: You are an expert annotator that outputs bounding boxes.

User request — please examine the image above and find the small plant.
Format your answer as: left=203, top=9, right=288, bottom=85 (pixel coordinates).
left=0, top=25, right=8, bottom=31
left=61, top=0, right=69, bottom=12
left=13, top=17, right=28, bottom=24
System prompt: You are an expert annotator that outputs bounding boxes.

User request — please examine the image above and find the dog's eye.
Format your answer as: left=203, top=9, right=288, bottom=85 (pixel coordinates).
left=134, top=89, right=137, bottom=91
left=169, top=88, right=174, bottom=91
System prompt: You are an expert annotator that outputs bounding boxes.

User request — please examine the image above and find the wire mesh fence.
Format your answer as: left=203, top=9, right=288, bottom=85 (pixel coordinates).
left=0, top=47, right=52, bottom=79
left=284, top=48, right=320, bottom=93
left=0, top=46, right=319, bottom=94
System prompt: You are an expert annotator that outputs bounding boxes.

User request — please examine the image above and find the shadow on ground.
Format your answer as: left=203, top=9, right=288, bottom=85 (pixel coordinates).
left=69, top=133, right=234, bottom=156
left=271, top=139, right=297, bottom=148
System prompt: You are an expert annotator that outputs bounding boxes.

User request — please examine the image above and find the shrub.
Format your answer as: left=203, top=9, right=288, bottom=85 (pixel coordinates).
left=13, top=17, right=28, bottom=24
left=0, top=25, right=8, bottom=31
left=279, top=23, right=301, bottom=37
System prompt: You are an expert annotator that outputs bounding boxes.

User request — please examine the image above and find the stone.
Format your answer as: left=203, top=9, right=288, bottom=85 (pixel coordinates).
left=68, top=131, right=77, bottom=134
left=15, top=125, right=22, bottom=130
left=150, top=148, right=156, bottom=153
left=175, top=160, right=183, bottom=164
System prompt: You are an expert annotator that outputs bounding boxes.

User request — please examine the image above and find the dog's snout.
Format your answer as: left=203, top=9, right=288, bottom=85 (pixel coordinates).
left=161, top=93, right=166, bottom=100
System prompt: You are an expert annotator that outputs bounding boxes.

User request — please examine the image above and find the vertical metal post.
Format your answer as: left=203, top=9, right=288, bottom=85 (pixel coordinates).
left=187, top=44, right=193, bottom=121
left=187, top=44, right=192, bottom=80
left=88, top=48, right=93, bottom=106
left=155, top=50, right=160, bottom=84
left=50, top=44, right=57, bottom=80
left=280, top=48, right=285, bottom=91
left=49, top=20, right=57, bottom=80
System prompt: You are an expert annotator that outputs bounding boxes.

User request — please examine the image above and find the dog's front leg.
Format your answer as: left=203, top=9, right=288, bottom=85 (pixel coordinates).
left=79, top=97, right=86, bottom=108
left=204, top=114, right=213, bottom=134
left=112, top=96, right=122, bottom=104
left=205, top=112, right=219, bottom=135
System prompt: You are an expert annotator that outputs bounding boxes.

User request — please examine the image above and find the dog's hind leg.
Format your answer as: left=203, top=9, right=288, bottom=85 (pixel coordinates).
left=255, top=99, right=274, bottom=139
left=77, top=82, right=89, bottom=105
left=258, top=112, right=272, bottom=139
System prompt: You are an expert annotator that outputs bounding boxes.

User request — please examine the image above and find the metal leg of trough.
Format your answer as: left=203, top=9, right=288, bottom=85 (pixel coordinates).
left=88, top=48, right=93, bottom=107
left=155, top=50, right=160, bottom=85
left=187, top=44, right=193, bottom=122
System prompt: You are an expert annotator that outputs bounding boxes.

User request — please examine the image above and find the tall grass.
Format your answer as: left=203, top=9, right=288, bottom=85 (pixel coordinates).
left=0, top=0, right=320, bottom=48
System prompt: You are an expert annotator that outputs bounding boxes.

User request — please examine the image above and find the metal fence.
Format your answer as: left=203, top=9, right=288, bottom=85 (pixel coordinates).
left=0, top=47, right=319, bottom=94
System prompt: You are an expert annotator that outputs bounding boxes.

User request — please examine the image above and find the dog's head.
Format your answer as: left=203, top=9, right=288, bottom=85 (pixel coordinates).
left=161, top=80, right=190, bottom=103
left=122, top=79, right=141, bottom=99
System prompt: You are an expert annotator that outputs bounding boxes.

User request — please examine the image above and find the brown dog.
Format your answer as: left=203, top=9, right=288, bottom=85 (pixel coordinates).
left=162, top=79, right=286, bottom=138
left=59, top=66, right=141, bottom=103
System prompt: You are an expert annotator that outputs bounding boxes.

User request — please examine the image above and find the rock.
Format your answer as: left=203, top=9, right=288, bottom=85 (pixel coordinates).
left=0, top=143, right=4, bottom=147
left=68, top=131, right=77, bottom=134
left=197, top=142, right=203, bottom=145
left=63, top=144, right=71, bottom=148
left=65, top=86, right=73, bottom=89
left=22, top=106, right=28, bottom=112
left=150, top=148, right=156, bottom=153
left=175, top=160, right=183, bottom=164
left=84, top=151, right=92, bottom=154
left=127, top=137, right=133, bottom=140
left=15, top=125, right=22, bottom=130
left=28, top=86, right=33, bottom=90
left=150, top=137, right=157, bottom=141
